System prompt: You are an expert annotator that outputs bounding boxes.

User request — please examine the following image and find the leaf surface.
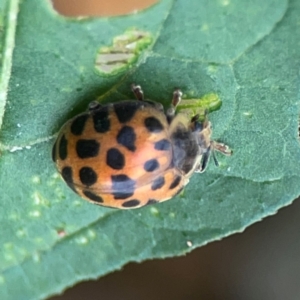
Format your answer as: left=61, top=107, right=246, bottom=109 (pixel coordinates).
left=1, top=0, right=299, bottom=299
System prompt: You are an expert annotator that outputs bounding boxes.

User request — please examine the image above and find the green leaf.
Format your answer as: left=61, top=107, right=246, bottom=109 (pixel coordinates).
left=1, top=0, right=299, bottom=299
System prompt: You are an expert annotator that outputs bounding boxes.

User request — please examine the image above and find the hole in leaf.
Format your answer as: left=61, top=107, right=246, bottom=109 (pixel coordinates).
left=52, top=0, right=157, bottom=17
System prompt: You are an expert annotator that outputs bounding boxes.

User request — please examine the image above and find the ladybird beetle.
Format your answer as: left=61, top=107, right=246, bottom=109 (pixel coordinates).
left=52, top=85, right=231, bottom=209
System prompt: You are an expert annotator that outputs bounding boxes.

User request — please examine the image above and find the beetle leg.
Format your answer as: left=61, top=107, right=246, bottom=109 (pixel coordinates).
left=172, top=89, right=182, bottom=107
left=200, top=151, right=211, bottom=172
left=88, top=101, right=102, bottom=111
left=131, top=84, right=144, bottom=101
left=166, top=89, right=183, bottom=120
left=195, top=147, right=211, bottom=173
left=211, top=141, right=232, bottom=156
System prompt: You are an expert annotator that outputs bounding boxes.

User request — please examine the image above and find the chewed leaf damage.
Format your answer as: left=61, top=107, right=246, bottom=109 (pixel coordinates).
left=95, top=28, right=152, bottom=74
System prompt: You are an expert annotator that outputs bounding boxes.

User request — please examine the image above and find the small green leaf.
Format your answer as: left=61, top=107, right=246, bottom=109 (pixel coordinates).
left=176, top=93, right=222, bottom=119
left=1, top=0, right=300, bottom=299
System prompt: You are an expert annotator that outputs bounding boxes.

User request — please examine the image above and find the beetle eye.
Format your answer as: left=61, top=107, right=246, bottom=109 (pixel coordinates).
left=194, top=121, right=203, bottom=132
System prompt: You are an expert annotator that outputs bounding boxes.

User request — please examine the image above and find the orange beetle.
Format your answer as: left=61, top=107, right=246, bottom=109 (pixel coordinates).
left=52, top=85, right=231, bottom=209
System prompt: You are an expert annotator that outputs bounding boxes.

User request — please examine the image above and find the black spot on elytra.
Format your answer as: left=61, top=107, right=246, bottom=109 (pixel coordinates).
left=58, top=134, right=68, bottom=160
left=79, top=167, right=98, bottom=186
left=169, top=175, right=181, bottom=189
left=83, top=190, right=103, bottom=203
left=146, top=199, right=158, bottom=206
left=61, top=166, right=72, bottom=183
left=117, top=126, right=136, bottom=152
left=106, top=148, right=125, bottom=170
left=151, top=176, right=165, bottom=190
left=154, top=139, right=171, bottom=151
left=111, top=174, right=136, bottom=199
left=71, top=114, right=88, bottom=135
left=61, top=166, right=77, bottom=193
left=144, top=159, right=159, bottom=172
left=122, top=199, right=140, bottom=208
left=144, top=117, right=163, bottom=133
left=93, top=106, right=110, bottom=133
left=114, top=102, right=140, bottom=123
left=52, top=141, right=57, bottom=162
left=76, top=139, right=100, bottom=159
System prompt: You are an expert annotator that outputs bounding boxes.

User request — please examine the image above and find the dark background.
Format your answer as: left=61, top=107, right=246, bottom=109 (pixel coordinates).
left=50, top=1, right=300, bottom=299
